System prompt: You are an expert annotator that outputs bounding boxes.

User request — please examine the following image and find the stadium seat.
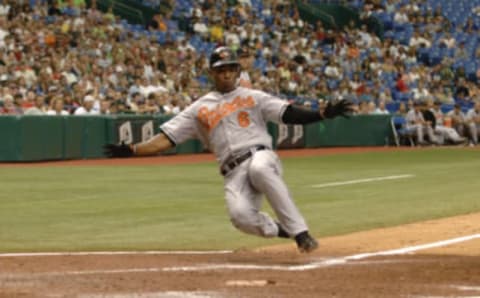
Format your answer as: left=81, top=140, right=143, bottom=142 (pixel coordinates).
left=391, top=116, right=416, bottom=147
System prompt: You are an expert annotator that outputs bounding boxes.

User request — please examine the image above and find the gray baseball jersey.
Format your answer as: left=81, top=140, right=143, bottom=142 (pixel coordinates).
left=161, top=87, right=288, bottom=165
left=160, top=86, right=308, bottom=238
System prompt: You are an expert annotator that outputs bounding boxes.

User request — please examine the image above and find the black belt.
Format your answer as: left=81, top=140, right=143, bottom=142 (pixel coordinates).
left=220, top=145, right=267, bottom=176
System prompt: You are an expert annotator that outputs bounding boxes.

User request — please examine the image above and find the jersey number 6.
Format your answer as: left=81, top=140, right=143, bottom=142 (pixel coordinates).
left=237, top=111, right=251, bottom=128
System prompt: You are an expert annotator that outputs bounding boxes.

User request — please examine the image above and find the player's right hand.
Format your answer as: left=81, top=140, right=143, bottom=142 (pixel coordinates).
left=103, top=142, right=134, bottom=158
left=323, top=99, right=354, bottom=119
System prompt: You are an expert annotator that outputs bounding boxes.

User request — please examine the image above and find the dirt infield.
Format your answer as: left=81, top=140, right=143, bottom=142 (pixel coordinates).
left=1, top=147, right=479, bottom=297
left=1, top=213, right=479, bottom=298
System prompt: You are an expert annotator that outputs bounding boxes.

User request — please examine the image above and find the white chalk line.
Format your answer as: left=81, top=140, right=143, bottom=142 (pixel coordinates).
left=311, top=174, right=415, bottom=188
left=1, top=234, right=478, bottom=278
left=452, top=285, right=480, bottom=292
left=78, top=291, right=220, bottom=298
left=0, top=250, right=233, bottom=258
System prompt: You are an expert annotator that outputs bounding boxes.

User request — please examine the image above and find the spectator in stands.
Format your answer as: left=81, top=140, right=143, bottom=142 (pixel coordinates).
left=357, top=100, right=369, bottom=115
left=454, top=42, right=469, bottom=60
left=209, top=18, right=224, bottom=43
left=412, top=79, right=430, bottom=101
left=396, top=101, right=408, bottom=116
left=47, top=97, right=69, bottom=115
left=432, top=86, right=454, bottom=104
left=409, top=30, right=432, bottom=49
left=324, top=57, right=343, bottom=80
left=48, top=2, right=62, bottom=16
left=393, top=5, right=409, bottom=24
left=74, top=94, right=99, bottom=115
left=367, top=101, right=377, bottom=114
left=438, top=32, right=456, bottom=49
left=464, top=17, right=479, bottom=33
left=24, top=95, right=47, bottom=115
left=472, top=5, right=480, bottom=17
left=99, top=99, right=112, bottom=115
left=147, top=13, right=167, bottom=32
left=0, top=94, right=22, bottom=115
left=192, top=16, right=209, bottom=38
left=395, top=71, right=409, bottom=93
left=455, top=77, right=470, bottom=103
left=384, top=0, right=396, bottom=14
left=373, top=100, right=389, bottom=115
left=437, top=59, right=455, bottom=89
left=237, top=46, right=253, bottom=88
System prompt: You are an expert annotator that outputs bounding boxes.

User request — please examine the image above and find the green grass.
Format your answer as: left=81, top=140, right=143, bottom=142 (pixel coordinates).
left=0, top=148, right=479, bottom=252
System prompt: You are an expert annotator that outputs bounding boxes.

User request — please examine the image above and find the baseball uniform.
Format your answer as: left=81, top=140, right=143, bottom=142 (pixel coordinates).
left=161, top=87, right=308, bottom=237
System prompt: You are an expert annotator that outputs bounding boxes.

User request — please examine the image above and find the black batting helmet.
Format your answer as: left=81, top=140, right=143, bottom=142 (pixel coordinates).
left=209, top=46, right=240, bottom=69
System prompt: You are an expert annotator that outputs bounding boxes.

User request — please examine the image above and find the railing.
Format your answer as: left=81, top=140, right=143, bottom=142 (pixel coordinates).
left=94, top=0, right=146, bottom=26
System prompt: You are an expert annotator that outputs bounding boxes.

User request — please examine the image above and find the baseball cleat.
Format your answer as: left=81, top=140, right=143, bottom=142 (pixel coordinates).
left=295, top=231, right=319, bottom=253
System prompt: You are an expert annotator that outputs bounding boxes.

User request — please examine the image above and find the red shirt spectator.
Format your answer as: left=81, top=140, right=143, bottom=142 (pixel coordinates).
left=396, top=73, right=409, bottom=93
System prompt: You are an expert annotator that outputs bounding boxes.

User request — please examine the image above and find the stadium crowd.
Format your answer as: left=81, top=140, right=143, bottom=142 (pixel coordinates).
left=0, top=0, right=479, bottom=145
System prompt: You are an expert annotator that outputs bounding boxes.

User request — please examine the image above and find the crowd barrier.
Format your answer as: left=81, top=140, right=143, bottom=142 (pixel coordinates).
left=0, top=115, right=393, bottom=161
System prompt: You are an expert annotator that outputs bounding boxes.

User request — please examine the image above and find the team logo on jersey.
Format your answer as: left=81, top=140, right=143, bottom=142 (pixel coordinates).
left=197, top=96, right=255, bottom=131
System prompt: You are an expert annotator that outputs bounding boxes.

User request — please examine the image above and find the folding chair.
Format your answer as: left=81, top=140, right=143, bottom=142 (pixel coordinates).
left=391, top=115, right=416, bottom=147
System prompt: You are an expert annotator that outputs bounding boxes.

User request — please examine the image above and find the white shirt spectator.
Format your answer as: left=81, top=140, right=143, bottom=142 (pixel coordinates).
left=74, top=106, right=100, bottom=115
left=0, top=3, right=10, bottom=16
left=412, top=86, right=430, bottom=100
left=224, top=30, right=241, bottom=48
left=193, top=20, right=208, bottom=37
left=409, top=34, right=431, bottom=48
left=394, top=10, right=409, bottom=23
left=74, top=95, right=100, bottom=115
left=438, top=35, right=456, bottom=49
left=373, top=107, right=390, bottom=115
left=324, top=64, right=343, bottom=80
left=47, top=110, right=69, bottom=115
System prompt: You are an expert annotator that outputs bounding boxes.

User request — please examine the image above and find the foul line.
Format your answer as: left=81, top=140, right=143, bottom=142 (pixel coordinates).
left=1, top=234, right=478, bottom=277
left=0, top=250, right=233, bottom=258
left=164, top=233, right=480, bottom=272
left=311, top=174, right=415, bottom=188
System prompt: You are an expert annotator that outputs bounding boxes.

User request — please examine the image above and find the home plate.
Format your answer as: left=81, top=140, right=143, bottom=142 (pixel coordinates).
left=226, top=280, right=275, bottom=287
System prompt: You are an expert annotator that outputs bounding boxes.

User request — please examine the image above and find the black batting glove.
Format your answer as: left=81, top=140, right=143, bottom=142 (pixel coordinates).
left=323, top=99, right=355, bottom=119
left=103, top=142, right=134, bottom=158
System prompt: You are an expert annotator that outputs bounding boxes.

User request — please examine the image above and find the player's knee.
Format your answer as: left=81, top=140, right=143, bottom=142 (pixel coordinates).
left=229, top=208, right=258, bottom=233
left=229, top=208, right=252, bottom=228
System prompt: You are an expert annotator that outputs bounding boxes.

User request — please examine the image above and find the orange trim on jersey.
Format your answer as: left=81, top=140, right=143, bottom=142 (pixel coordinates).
left=197, top=96, right=256, bottom=131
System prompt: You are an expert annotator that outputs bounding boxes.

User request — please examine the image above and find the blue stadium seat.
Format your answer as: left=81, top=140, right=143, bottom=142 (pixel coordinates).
left=391, top=116, right=415, bottom=147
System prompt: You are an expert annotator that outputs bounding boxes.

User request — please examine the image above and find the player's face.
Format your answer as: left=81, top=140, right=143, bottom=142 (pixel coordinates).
left=210, top=64, right=240, bottom=93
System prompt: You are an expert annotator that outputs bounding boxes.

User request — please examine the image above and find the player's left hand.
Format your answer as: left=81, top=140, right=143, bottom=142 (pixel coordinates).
left=103, top=142, right=134, bottom=158
left=323, top=99, right=354, bottom=119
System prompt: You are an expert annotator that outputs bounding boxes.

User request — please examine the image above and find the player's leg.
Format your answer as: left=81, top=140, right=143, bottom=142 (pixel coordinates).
left=410, top=124, right=425, bottom=144
left=443, top=126, right=466, bottom=143
left=468, top=123, right=478, bottom=144
left=247, top=150, right=309, bottom=236
left=425, top=125, right=439, bottom=144
left=247, top=150, right=318, bottom=252
left=224, top=162, right=279, bottom=238
left=434, top=127, right=446, bottom=145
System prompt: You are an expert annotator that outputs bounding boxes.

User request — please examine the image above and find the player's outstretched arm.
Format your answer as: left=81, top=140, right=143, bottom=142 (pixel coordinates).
left=104, top=133, right=174, bottom=158
left=282, top=99, right=354, bottom=125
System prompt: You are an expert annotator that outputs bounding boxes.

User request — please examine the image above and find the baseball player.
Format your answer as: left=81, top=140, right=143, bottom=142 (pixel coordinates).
left=104, top=47, right=353, bottom=253
left=465, top=101, right=480, bottom=145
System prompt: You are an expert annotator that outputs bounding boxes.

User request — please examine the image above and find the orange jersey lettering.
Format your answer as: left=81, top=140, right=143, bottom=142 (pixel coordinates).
left=197, top=96, right=256, bottom=131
